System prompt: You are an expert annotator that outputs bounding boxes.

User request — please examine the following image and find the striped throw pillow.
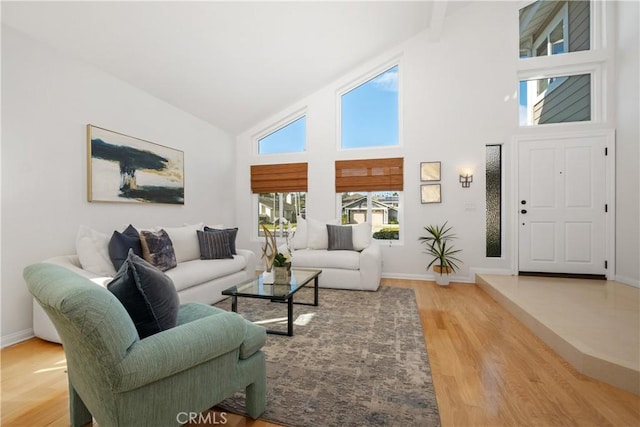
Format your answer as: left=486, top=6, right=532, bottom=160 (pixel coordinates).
left=197, top=230, right=233, bottom=260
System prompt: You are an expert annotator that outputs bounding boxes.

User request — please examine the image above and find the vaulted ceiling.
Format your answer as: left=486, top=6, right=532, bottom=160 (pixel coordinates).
left=2, top=1, right=469, bottom=134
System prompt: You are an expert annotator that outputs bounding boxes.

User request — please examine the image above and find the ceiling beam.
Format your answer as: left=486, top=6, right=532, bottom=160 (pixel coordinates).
left=429, top=1, right=448, bottom=42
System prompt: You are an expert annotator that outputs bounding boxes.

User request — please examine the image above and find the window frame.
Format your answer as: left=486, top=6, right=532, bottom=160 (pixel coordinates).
left=336, top=58, right=403, bottom=151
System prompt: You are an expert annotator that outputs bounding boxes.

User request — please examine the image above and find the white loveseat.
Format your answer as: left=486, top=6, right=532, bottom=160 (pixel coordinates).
left=33, top=223, right=256, bottom=343
left=285, top=218, right=382, bottom=291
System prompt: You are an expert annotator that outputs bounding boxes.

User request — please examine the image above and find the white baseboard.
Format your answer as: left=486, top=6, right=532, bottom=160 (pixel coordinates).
left=381, top=272, right=428, bottom=281
left=1, top=328, right=34, bottom=349
left=615, top=275, right=640, bottom=288
left=381, top=272, right=475, bottom=283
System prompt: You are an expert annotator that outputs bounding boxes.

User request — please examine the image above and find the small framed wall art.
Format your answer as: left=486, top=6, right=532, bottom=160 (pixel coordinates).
left=87, top=125, right=184, bottom=204
left=420, top=161, right=441, bottom=181
left=421, top=184, right=441, bottom=204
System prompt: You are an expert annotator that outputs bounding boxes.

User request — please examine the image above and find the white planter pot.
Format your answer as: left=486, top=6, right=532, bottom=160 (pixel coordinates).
left=433, top=265, right=452, bottom=286
left=435, top=273, right=451, bottom=286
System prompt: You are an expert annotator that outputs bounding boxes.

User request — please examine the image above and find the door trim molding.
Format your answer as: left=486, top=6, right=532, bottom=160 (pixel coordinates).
left=511, top=129, right=616, bottom=280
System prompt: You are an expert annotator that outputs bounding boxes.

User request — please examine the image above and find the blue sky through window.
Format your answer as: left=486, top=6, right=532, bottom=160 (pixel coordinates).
left=342, top=65, right=399, bottom=149
left=258, top=115, right=306, bottom=154
left=258, top=65, right=399, bottom=154
left=519, top=80, right=528, bottom=125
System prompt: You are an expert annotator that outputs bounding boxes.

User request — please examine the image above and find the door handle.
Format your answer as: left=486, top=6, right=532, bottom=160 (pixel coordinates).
left=521, top=209, right=527, bottom=214
left=521, top=200, right=527, bottom=205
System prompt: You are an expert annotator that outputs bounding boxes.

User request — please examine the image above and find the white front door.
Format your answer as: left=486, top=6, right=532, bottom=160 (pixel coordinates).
left=518, top=133, right=608, bottom=276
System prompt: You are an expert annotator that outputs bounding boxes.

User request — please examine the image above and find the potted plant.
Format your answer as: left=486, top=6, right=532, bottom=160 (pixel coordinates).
left=418, top=222, right=462, bottom=286
left=272, top=251, right=292, bottom=284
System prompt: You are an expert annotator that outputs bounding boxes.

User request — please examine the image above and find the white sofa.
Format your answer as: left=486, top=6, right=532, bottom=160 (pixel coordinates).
left=285, top=218, right=382, bottom=291
left=33, top=224, right=256, bottom=343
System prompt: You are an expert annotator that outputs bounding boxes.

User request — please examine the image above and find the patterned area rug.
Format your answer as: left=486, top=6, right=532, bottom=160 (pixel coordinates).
left=214, top=286, right=440, bottom=427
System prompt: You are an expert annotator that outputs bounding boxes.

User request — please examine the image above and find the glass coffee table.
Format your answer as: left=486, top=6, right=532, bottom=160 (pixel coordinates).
left=222, top=268, right=322, bottom=336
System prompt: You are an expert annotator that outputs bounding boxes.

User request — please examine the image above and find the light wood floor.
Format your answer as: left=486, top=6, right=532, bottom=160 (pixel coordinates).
left=2, top=279, right=639, bottom=426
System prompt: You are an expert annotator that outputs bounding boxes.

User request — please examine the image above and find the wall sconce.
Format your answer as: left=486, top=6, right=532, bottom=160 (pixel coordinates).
left=459, top=174, right=473, bottom=188
left=459, top=168, right=473, bottom=188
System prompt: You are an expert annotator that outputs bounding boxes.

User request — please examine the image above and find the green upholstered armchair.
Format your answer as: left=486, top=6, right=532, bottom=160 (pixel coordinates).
left=24, top=263, right=266, bottom=427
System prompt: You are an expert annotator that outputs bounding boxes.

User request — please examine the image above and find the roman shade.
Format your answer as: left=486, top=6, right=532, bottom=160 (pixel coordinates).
left=335, top=157, right=403, bottom=192
left=250, top=162, right=308, bottom=193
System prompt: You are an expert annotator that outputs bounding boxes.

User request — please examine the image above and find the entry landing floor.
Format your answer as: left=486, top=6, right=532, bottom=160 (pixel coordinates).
left=477, top=274, right=639, bottom=395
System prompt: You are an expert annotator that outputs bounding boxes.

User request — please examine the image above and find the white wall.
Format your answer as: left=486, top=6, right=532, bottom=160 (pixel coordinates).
left=235, top=1, right=640, bottom=287
left=1, top=26, right=237, bottom=346
left=236, top=2, right=519, bottom=281
left=614, top=0, right=640, bottom=286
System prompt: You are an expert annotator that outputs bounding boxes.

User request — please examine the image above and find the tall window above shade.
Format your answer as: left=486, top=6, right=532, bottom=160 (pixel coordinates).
left=340, top=65, right=399, bottom=149
left=258, top=116, right=306, bottom=155
left=335, top=158, right=403, bottom=192
left=250, top=163, right=308, bottom=193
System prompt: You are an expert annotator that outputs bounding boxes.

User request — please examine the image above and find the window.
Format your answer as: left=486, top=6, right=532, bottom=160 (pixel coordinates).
left=486, top=145, right=502, bottom=257
left=518, top=1, right=597, bottom=127
left=258, top=115, right=306, bottom=154
left=519, top=0, right=599, bottom=126
left=335, top=157, right=403, bottom=241
left=340, top=65, right=399, bottom=149
left=340, top=192, right=400, bottom=240
left=251, top=163, right=307, bottom=238
left=519, top=1, right=590, bottom=59
left=519, top=73, right=591, bottom=126
left=258, top=192, right=306, bottom=238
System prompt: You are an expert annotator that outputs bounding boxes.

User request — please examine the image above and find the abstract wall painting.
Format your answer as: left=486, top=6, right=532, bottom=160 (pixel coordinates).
left=87, top=125, right=184, bottom=204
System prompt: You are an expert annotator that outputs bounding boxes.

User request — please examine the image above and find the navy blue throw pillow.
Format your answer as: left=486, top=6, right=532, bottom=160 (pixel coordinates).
left=107, top=250, right=180, bottom=339
left=108, top=224, right=142, bottom=270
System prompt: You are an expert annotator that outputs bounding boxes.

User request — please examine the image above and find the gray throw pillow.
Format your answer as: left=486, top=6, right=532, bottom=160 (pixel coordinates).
left=107, top=250, right=180, bottom=339
left=327, top=224, right=354, bottom=251
left=197, top=230, right=234, bottom=259
left=140, top=229, right=177, bottom=271
left=204, top=226, right=238, bottom=255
